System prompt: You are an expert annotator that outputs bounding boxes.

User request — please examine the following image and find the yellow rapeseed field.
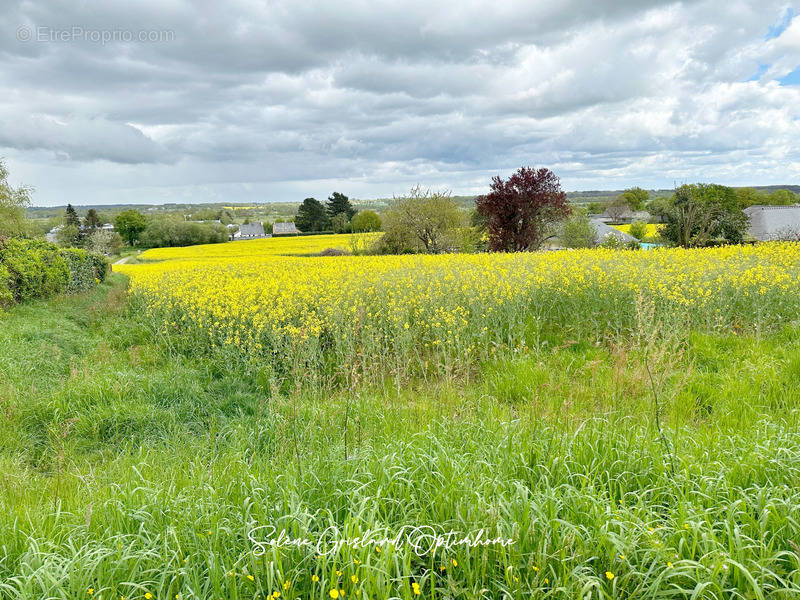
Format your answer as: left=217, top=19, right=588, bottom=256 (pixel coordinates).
left=117, top=236, right=800, bottom=382
left=612, top=223, right=664, bottom=238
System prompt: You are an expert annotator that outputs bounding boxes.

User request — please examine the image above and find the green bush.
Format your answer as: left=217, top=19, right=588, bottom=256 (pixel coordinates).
left=0, top=238, right=107, bottom=308
left=628, top=220, right=648, bottom=240
left=0, top=238, right=69, bottom=305
left=60, top=248, right=95, bottom=292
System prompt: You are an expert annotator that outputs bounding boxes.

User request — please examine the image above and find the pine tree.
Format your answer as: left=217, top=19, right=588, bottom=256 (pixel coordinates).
left=64, top=204, right=81, bottom=228
left=326, top=192, right=356, bottom=220
left=295, top=198, right=329, bottom=232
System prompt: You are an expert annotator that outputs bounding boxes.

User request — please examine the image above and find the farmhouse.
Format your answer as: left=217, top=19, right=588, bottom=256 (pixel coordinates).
left=273, top=222, right=301, bottom=235
left=232, top=222, right=269, bottom=240
left=743, top=205, right=800, bottom=241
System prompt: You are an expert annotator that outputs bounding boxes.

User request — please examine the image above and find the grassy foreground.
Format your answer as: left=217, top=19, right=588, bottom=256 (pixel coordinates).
left=1, top=274, right=800, bottom=598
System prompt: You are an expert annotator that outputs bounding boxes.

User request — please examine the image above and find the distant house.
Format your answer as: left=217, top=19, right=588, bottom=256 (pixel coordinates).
left=45, top=225, right=63, bottom=243
left=232, top=222, right=269, bottom=240
left=101, top=223, right=115, bottom=231
left=598, top=208, right=651, bottom=224
left=590, top=219, right=638, bottom=245
left=743, top=205, right=800, bottom=241
left=273, top=222, right=301, bottom=235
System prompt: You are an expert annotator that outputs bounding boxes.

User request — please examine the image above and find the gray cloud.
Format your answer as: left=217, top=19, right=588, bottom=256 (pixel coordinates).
left=0, top=0, right=798, bottom=205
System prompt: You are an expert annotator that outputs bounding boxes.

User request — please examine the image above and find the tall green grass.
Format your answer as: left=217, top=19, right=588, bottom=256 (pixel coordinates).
left=1, top=276, right=800, bottom=598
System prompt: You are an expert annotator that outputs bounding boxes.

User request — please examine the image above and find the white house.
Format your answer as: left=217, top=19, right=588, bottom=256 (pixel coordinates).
left=232, top=222, right=269, bottom=240
left=273, top=222, right=301, bottom=235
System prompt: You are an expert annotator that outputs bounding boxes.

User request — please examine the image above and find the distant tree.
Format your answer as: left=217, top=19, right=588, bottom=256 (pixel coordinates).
left=605, top=197, right=629, bottom=222
left=56, top=224, right=82, bottom=247
left=587, top=201, right=609, bottom=215
left=295, top=198, right=329, bottom=232
left=561, top=212, right=597, bottom=248
left=619, top=187, right=649, bottom=211
left=646, top=196, right=672, bottom=221
left=114, top=210, right=147, bottom=245
left=243, top=218, right=250, bottom=225
left=661, top=183, right=748, bottom=247
left=326, top=192, right=356, bottom=220
left=219, top=210, right=234, bottom=225
left=87, top=229, right=124, bottom=255
left=0, top=159, right=32, bottom=238
left=84, top=208, right=102, bottom=230
left=476, top=167, right=570, bottom=252
left=351, top=210, right=382, bottom=233
left=64, top=204, right=81, bottom=228
left=768, top=189, right=796, bottom=205
left=628, top=220, right=648, bottom=240
left=330, top=212, right=351, bottom=234
left=735, top=187, right=766, bottom=208
left=381, top=186, right=464, bottom=253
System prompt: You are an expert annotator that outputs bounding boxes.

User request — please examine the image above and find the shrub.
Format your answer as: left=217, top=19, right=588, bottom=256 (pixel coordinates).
left=628, top=220, right=648, bottom=240
left=0, top=238, right=69, bottom=304
left=562, top=213, right=597, bottom=248
left=0, top=238, right=107, bottom=308
left=87, top=229, right=124, bottom=255
left=351, top=210, right=382, bottom=233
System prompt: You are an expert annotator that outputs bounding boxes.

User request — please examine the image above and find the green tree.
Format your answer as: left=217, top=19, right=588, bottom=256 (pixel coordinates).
left=56, top=224, right=82, bottom=247
left=351, top=210, right=382, bottom=233
left=84, top=208, right=102, bottom=229
left=295, top=198, right=329, bottom=232
left=587, top=201, right=609, bottom=215
left=64, top=204, right=81, bottom=228
left=646, top=196, right=672, bottom=221
left=86, top=229, right=124, bottom=255
left=661, top=184, right=748, bottom=248
left=381, top=186, right=464, bottom=253
left=114, top=210, right=147, bottom=245
left=619, top=187, right=649, bottom=211
left=768, top=189, right=796, bottom=205
left=628, top=220, right=648, bottom=240
left=326, top=192, right=356, bottom=220
left=735, top=187, right=766, bottom=208
left=0, top=159, right=32, bottom=238
left=561, top=212, right=596, bottom=248
left=330, top=212, right=351, bottom=234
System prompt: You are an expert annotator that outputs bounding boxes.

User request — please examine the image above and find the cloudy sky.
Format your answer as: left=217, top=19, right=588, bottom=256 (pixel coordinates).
left=1, top=1, right=799, bottom=206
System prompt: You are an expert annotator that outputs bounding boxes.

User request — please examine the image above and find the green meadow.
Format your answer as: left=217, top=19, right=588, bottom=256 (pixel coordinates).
left=1, top=274, right=800, bottom=599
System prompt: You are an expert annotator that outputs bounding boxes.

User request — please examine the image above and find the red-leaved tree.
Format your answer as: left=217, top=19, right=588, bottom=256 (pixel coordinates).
left=476, top=167, right=570, bottom=251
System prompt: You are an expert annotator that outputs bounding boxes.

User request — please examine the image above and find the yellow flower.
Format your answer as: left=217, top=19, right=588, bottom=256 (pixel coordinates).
left=619, top=554, right=626, bottom=560
left=336, top=570, right=342, bottom=577
left=145, top=594, right=153, bottom=600
left=412, top=582, right=421, bottom=595
left=605, top=571, right=614, bottom=580
left=544, top=578, right=549, bottom=584
left=350, top=575, right=358, bottom=584
left=312, top=575, right=320, bottom=583
left=246, top=575, right=254, bottom=582
left=272, top=592, right=281, bottom=599
left=532, top=566, right=539, bottom=572
left=451, top=558, right=458, bottom=567
left=375, top=546, right=381, bottom=553
left=283, top=580, right=290, bottom=589
left=330, top=590, right=339, bottom=599
left=667, top=562, right=673, bottom=568
left=88, top=589, right=94, bottom=596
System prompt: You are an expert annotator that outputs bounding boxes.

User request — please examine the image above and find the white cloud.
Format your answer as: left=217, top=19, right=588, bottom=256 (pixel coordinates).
left=0, top=0, right=798, bottom=205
